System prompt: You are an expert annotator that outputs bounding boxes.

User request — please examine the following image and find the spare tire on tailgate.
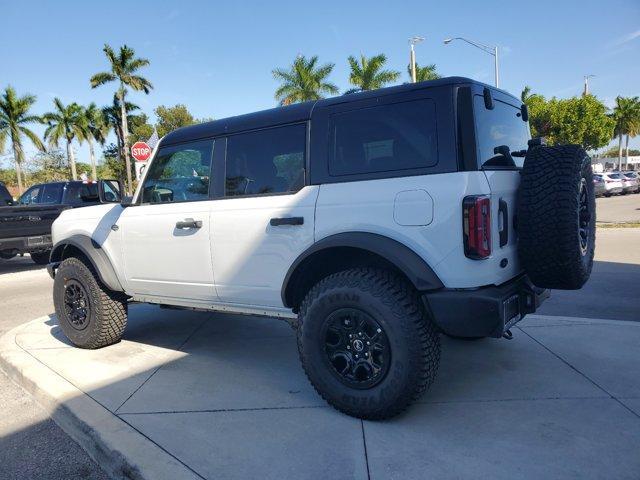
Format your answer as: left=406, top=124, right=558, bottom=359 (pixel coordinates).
left=517, top=144, right=595, bottom=290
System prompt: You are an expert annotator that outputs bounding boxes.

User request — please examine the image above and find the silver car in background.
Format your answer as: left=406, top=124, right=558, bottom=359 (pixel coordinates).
left=601, top=172, right=624, bottom=196
left=593, top=174, right=606, bottom=196
left=621, top=171, right=640, bottom=193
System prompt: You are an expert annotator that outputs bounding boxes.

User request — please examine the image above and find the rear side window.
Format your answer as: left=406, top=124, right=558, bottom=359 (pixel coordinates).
left=65, top=183, right=98, bottom=205
left=474, top=96, right=531, bottom=168
left=141, top=140, right=213, bottom=204
left=225, top=124, right=306, bottom=197
left=40, top=183, right=64, bottom=204
left=329, top=99, right=438, bottom=176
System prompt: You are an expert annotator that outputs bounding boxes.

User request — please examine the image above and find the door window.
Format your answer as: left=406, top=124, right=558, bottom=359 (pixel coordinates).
left=329, top=99, right=438, bottom=176
left=141, top=140, right=213, bottom=204
left=19, top=185, right=41, bottom=205
left=225, top=124, right=306, bottom=197
left=65, top=183, right=99, bottom=205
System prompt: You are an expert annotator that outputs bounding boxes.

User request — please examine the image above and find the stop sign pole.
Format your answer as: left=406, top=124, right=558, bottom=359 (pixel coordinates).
left=131, top=142, right=152, bottom=183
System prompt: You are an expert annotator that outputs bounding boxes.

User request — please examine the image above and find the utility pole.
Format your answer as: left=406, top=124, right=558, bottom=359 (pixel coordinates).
left=409, top=36, right=425, bottom=83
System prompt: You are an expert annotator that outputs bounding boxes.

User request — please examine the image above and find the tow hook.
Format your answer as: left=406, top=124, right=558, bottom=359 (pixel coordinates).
left=503, top=329, right=513, bottom=340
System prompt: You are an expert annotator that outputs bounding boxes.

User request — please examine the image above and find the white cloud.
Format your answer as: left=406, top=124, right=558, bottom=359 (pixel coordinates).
left=609, top=29, right=640, bottom=47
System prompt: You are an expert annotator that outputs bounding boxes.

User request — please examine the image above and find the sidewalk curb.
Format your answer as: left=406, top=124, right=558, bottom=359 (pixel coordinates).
left=0, top=318, right=201, bottom=480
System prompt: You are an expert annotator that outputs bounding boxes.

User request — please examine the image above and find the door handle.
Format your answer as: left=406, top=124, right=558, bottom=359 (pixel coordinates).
left=175, top=218, right=203, bottom=229
left=498, top=199, right=508, bottom=247
left=270, top=216, right=304, bottom=226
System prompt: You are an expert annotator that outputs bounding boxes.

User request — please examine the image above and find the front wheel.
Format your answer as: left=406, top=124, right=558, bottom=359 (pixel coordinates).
left=297, top=268, right=441, bottom=420
left=53, top=257, right=128, bottom=349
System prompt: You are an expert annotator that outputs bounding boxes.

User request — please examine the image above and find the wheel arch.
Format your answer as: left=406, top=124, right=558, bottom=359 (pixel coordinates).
left=282, top=232, right=443, bottom=311
left=50, top=235, right=124, bottom=292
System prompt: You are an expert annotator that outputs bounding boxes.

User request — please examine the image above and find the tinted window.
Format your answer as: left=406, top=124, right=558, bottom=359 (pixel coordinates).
left=65, top=183, right=99, bottom=205
left=608, top=173, right=622, bottom=179
left=141, top=140, right=213, bottom=204
left=329, top=99, right=438, bottom=176
left=474, top=96, right=531, bottom=168
left=0, top=183, right=13, bottom=205
left=225, top=124, right=306, bottom=197
left=19, top=185, right=41, bottom=205
left=40, top=183, right=64, bottom=204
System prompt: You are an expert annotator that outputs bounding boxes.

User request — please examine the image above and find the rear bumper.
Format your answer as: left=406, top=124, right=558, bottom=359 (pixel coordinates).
left=423, top=275, right=549, bottom=338
left=0, top=235, right=52, bottom=254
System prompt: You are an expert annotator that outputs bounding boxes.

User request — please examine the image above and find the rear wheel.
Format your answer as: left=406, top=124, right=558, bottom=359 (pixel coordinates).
left=297, top=268, right=440, bottom=419
left=30, top=250, right=51, bottom=265
left=53, top=257, right=128, bottom=349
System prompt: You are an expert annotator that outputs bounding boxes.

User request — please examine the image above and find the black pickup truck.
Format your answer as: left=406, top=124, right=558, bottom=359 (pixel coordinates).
left=0, top=181, right=102, bottom=264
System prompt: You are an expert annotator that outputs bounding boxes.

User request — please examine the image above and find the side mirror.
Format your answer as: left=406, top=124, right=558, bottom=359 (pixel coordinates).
left=120, top=195, right=134, bottom=207
left=521, top=104, right=529, bottom=122
left=97, top=179, right=123, bottom=204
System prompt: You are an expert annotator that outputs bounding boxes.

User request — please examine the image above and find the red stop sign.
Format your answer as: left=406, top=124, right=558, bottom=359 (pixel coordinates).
left=131, top=142, right=152, bottom=162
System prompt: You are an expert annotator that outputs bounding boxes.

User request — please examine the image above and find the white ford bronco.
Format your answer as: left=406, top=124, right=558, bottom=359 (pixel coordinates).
left=49, top=77, right=595, bottom=419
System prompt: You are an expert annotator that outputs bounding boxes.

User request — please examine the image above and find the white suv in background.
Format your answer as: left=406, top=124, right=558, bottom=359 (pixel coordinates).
left=48, top=77, right=595, bottom=419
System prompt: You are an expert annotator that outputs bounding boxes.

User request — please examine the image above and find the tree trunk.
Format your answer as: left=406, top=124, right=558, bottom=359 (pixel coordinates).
left=118, top=88, right=133, bottom=195
left=88, top=138, right=98, bottom=180
left=624, top=134, right=630, bottom=170
left=67, top=139, right=78, bottom=180
left=11, top=139, right=24, bottom=194
left=618, top=133, right=623, bottom=171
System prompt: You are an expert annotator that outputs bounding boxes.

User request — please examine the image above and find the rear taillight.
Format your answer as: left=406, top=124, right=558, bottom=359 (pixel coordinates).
left=463, top=195, right=491, bottom=259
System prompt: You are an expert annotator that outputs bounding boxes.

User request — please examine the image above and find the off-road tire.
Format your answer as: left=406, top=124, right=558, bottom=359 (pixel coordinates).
left=53, top=257, right=127, bottom=349
left=297, top=268, right=440, bottom=420
left=517, top=144, right=595, bottom=290
left=30, top=250, right=51, bottom=265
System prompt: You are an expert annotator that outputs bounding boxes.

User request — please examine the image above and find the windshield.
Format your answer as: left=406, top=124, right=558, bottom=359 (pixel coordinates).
left=608, top=173, right=622, bottom=179
left=474, top=95, right=531, bottom=168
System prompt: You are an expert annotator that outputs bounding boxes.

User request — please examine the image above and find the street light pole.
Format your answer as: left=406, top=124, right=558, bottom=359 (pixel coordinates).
left=444, top=37, right=499, bottom=88
left=409, top=36, right=425, bottom=83
left=583, top=75, right=595, bottom=96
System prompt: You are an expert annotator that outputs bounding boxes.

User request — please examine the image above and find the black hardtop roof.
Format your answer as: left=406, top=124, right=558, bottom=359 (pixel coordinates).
left=162, top=76, right=518, bottom=146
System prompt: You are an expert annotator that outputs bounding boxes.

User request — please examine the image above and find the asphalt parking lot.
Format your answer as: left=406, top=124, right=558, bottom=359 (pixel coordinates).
left=0, top=194, right=638, bottom=479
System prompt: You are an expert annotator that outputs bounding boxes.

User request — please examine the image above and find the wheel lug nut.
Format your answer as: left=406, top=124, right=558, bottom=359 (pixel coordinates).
left=367, top=341, right=370, bottom=345
left=347, top=346, right=350, bottom=349
left=376, top=328, right=381, bottom=333
left=355, top=354, right=358, bottom=358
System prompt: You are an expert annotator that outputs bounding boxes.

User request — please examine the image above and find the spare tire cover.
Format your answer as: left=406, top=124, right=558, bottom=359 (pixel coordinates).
left=517, top=144, right=595, bottom=290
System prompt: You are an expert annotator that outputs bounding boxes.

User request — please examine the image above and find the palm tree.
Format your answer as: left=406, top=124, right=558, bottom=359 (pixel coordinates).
left=346, top=53, right=400, bottom=93
left=90, top=44, right=153, bottom=194
left=273, top=55, right=338, bottom=106
left=611, top=96, right=640, bottom=169
left=43, top=99, right=86, bottom=180
left=407, top=63, right=440, bottom=82
left=83, top=102, right=110, bottom=180
left=102, top=93, right=140, bottom=170
left=0, top=86, right=45, bottom=193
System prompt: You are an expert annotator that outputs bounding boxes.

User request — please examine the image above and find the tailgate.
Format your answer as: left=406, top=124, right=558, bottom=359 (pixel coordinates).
left=482, top=170, right=523, bottom=284
left=0, top=205, right=66, bottom=239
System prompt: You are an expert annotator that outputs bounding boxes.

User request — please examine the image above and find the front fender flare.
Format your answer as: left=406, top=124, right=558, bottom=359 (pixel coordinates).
left=49, top=235, right=124, bottom=292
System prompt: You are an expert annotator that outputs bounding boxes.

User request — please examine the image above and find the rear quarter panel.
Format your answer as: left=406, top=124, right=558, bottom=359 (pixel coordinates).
left=315, top=171, right=520, bottom=288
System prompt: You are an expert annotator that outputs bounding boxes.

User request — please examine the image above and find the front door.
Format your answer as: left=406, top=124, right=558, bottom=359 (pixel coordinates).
left=210, top=124, right=317, bottom=307
left=119, top=139, right=217, bottom=301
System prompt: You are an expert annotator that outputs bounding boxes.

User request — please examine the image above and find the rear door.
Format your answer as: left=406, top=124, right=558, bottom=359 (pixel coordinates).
left=473, top=91, right=531, bottom=284
left=209, top=124, right=317, bottom=307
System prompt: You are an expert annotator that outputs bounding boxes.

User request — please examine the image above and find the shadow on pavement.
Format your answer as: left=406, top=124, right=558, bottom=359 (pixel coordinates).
left=538, top=260, right=640, bottom=322
left=0, top=257, right=45, bottom=275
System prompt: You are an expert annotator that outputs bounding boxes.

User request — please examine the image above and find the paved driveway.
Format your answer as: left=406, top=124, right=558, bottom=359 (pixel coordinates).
left=2, top=307, right=639, bottom=480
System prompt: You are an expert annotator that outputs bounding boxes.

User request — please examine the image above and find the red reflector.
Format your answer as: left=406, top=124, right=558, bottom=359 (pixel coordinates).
left=463, top=195, right=491, bottom=259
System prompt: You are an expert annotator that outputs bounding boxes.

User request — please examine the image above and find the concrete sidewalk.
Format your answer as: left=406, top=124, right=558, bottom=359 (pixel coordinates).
left=1, top=305, right=639, bottom=480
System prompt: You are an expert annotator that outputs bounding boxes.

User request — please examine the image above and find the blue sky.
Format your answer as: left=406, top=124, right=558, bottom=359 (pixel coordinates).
left=1, top=0, right=639, bottom=168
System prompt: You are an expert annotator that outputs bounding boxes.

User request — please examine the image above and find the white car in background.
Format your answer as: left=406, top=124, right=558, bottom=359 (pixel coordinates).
left=601, top=173, right=624, bottom=196
left=621, top=171, right=640, bottom=193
